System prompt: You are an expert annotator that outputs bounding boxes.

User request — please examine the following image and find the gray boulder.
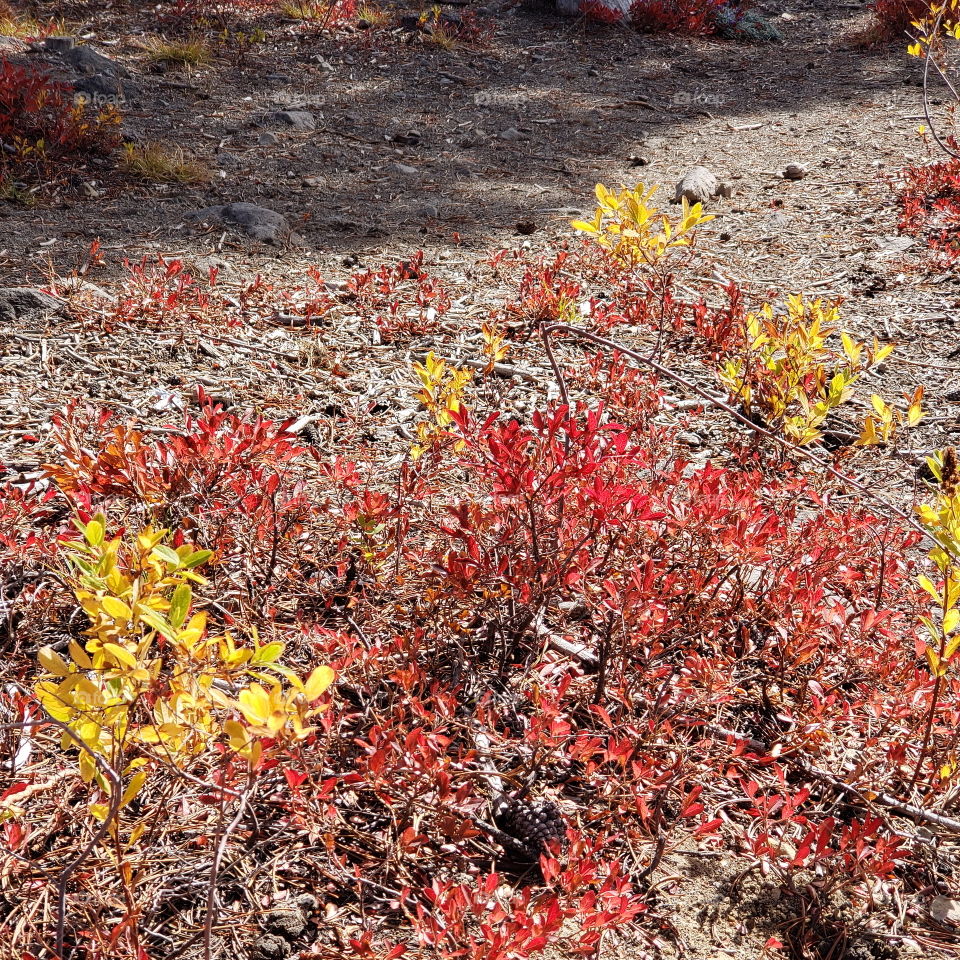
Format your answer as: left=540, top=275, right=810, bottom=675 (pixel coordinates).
left=0, top=288, right=68, bottom=323
left=187, top=202, right=294, bottom=245
left=62, top=43, right=129, bottom=77
left=263, top=110, right=316, bottom=131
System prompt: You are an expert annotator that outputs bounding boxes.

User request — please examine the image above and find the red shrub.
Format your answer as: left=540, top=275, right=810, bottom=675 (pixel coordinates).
left=0, top=58, right=119, bottom=189
left=868, top=0, right=930, bottom=41
left=896, top=155, right=960, bottom=263
left=629, top=0, right=733, bottom=34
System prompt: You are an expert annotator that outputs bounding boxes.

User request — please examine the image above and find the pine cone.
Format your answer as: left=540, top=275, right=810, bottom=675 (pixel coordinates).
left=498, top=798, right=565, bottom=856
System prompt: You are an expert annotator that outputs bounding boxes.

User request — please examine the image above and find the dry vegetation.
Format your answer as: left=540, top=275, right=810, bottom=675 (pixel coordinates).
left=3, top=2, right=960, bottom=960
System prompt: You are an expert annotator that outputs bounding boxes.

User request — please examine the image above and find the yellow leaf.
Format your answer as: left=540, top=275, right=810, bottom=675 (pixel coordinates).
left=918, top=574, right=942, bottom=603
left=103, top=642, right=138, bottom=669
left=69, top=638, right=93, bottom=669
left=238, top=683, right=271, bottom=725
left=120, top=771, right=147, bottom=808
left=944, top=608, right=960, bottom=635
left=304, top=665, right=335, bottom=701
left=101, top=595, right=132, bottom=621
left=38, top=645, right=71, bottom=678
left=84, top=517, right=105, bottom=547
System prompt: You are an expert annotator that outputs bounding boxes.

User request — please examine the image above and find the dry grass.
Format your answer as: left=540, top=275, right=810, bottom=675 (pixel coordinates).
left=120, top=143, right=210, bottom=185
left=358, top=3, right=391, bottom=27
left=281, top=0, right=330, bottom=19
left=0, top=7, right=64, bottom=39
left=139, top=35, right=213, bottom=67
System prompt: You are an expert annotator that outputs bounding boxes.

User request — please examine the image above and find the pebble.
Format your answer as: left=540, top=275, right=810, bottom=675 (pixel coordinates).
left=931, top=896, right=960, bottom=926
left=783, top=162, right=808, bottom=180
left=393, top=162, right=418, bottom=175
left=259, top=132, right=280, bottom=147
left=499, top=126, right=525, bottom=141
left=263, top=109, right=316, bottom=131
left=674, top=165, right=719, bottom=205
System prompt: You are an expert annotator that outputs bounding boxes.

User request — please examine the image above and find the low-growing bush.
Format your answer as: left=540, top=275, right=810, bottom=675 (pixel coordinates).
left=0, top=57, right=120, bottom=193
left=897, top=154, right=960, bottom=263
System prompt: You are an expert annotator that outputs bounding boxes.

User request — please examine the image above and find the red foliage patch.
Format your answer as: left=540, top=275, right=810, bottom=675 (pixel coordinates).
left=0, top=58, right=120, bottom=189
left=629, top=0, right=733, bottom=34
left=896, top=155, right=960, bottom=263
left=868, top=0, right=930, bottom=41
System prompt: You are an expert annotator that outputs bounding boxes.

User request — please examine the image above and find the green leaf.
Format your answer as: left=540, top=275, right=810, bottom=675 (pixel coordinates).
left=252, top=641, right=285, bottom=665
left=152, top=544, right=181, bottom=567
left=84, top=517, right=105, bottom=547
left=168, top=583, right=192, bottom=630
left=182, top=549, right=214, bottom=570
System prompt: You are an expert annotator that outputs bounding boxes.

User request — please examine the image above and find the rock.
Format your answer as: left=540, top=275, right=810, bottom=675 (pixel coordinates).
left=0, top=287, right=67, bottom=323
left=258, top=132, right=280, bottom=147
left=393, top=162, right=418, bottom=175
left=62, top=44, right=129, bottom=77
left=43, top=35, right=76, bottom=54
left=249, top=932, right=290, bottom=960
left=783, top=162, right=807, bottom=180
left=187, top=202, right=294, bottom=245
left=673, top=165, right=720, bottom=205
left=516, top=219, right=537, bottom=235
left=263, top=109, right=316, bottom=131
left=499, top=126, right=525, bottom=141
left=265, top=905, right=308, bottom=939
left=875, top=235, right=915, bottom=255
left=930, top=896, right=960, bottom=926
left=72, top=72, right=127, bottom=103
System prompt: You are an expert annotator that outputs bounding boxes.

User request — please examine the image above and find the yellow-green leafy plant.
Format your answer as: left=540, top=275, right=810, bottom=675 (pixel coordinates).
left=716, top=294, right=914, bottom=446
left=571, top=182, right=714, bottom=268
left=34, top=515, right=334, bottom=822
left=411, top=351, right=472, bottom=458
left=907, top=0, right=960, bottom=57
left=915, top=447, right=960, bottom=781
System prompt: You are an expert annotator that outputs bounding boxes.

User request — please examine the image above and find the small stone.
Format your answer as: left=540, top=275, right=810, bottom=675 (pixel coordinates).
left=249, top=933, right=290, bottom=960
left=393, top=162, right=418, bottom=175
left=43, top=35, right=76, bottom=54
left=419, top=202, right=440, bottom=219
left=259, top=132, right=280, bottom=147
left=187, top=202, right=294, bottom=245
left=677, top=431, right=704, bottom=448
left=264, top=109, right=316, bottom=131
left=499, top=126, right=524, bottom=141
left=515, top=219, right=537, bottom=235
left=783, top=162, right=808, bottom=180
left=931, top=896, right=960, bottom=926
left=0, top=287, right=67, bottom=323
left=716, top=182, right=734, bottom=198
left=674, top=165, right=719, bottom=205
left=628, top=154, right=650, bottom=167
